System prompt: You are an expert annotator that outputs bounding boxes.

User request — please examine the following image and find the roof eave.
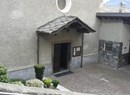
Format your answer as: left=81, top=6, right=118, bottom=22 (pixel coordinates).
left=96, top=12, right=130, bottom=18
left=37, top=16, right=96, bottom=34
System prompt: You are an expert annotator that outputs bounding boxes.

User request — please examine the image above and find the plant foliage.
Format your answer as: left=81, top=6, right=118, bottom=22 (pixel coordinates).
left=0, top=65, right=9, bottom=83
left=43, top=78, right=52, bottom=88
left=26, top=79, right=43, bottom=87
left=52, top=80, right=60, bottom=88
left=10, top=79, right=26, bottom=85
left=34, top=64, right=45, bottom=80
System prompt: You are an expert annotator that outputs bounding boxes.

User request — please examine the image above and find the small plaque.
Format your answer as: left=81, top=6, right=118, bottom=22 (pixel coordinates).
left=73, top=46, right=81, bottom=57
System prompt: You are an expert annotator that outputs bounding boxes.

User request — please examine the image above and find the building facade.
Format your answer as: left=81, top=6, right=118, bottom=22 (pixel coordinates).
left=97, top=13, right=130, bottom=68
left=0, top=0, right=102, bottom=79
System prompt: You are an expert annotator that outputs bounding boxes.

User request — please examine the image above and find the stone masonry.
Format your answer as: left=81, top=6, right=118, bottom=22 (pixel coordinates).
left=99, top=40, right=123, bottom=68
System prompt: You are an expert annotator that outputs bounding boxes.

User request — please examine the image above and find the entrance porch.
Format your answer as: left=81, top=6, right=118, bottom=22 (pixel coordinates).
left=36, top=16, right=95, bottom=75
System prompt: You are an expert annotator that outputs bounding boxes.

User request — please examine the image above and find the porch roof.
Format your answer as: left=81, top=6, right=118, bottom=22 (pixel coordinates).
left=96, top=12, right=130, bottom=25
left=36, top=16, right=95, bottom=35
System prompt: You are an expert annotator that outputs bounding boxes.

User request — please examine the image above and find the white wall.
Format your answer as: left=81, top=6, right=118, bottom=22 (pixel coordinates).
left=121, top=24, right=130, bottom=54
left=99, top=19, right=122, bottom=42
left=68, top=0, right=102, bottom=55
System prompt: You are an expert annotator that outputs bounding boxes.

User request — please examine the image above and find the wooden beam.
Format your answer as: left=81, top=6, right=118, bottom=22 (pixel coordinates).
left=70, top=23, right=82, bottom=28
left=77, top=28, right=90, bottom=33
left=81, top=33, right=84, bottom=68
left=37, top=33, right=40, bottom=64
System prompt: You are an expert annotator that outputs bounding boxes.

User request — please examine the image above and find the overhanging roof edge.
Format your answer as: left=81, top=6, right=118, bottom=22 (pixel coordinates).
left=37, top=16, right=96, bottom=34
left=96, top=12, right=130, bottom=18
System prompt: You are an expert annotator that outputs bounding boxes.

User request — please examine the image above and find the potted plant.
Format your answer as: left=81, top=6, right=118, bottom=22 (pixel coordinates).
left=43, top=78, right=52, bottom=88
left=52, top=80, right=59, bottom=88
left=34, top=64, right=45, bottom=80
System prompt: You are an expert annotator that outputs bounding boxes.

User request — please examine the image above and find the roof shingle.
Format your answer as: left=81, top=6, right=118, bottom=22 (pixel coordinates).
left=37, top=16, right=95, bottom=34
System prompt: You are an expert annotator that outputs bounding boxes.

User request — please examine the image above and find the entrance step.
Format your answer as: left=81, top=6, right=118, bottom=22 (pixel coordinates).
left=54, top=70, right=73, bottom=77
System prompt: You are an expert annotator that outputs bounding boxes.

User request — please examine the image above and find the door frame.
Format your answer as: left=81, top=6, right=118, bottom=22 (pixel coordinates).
left=51, top=41, right=72, bottom=73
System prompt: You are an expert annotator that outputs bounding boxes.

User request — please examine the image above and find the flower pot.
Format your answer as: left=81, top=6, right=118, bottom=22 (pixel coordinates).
left=34, top=64, right=45, bottom=80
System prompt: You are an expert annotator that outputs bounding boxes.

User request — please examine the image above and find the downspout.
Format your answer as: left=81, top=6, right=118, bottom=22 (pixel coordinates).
left=37, top=33, right=40, bottom=64
left=81, top=33, right=84, bottom=68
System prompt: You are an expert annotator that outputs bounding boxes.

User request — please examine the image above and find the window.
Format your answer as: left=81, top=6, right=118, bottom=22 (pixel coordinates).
left=56, top=0, right=72, bottom=13
left=57, top=0, right=66, bottom=10
left=105, top=43, right=113, bottom=51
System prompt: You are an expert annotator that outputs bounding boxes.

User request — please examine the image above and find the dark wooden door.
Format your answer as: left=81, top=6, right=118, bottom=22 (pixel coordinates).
left=61, top=43, right=68, bottom=69
left=67, top=43, right=71, bottom=68
left=53, top=44, right=61, bottom=73
left=61, top=43, right=71, bottom=69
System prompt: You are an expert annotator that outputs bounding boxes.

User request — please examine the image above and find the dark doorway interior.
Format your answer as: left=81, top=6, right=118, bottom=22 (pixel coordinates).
left=53, top=43, right=71, bottom=73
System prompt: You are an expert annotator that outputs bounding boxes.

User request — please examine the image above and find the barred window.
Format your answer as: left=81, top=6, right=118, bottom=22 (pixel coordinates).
left=105, top=43, right=112, bottom=51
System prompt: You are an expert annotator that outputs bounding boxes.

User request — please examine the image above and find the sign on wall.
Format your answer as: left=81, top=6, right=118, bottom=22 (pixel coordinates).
left=73, top=46, right=81, bottom=57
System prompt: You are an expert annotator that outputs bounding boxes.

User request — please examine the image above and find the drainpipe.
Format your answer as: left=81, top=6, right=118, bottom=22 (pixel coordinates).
left=37, top=33, right=40, bottom=64
left=81, top=33, right=84, bottom=68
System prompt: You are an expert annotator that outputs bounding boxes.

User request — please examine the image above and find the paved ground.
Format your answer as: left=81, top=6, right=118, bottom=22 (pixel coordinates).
left=50, top=64, right=130, bottom=95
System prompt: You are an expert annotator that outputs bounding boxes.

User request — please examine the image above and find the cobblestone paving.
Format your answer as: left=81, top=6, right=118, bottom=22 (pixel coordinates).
left=51, top=64, right=130, bottom=95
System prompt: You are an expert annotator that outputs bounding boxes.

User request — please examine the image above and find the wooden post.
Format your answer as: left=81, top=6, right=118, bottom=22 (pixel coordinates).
left=81, top=33, right=84, bottom=68
left=37, top=33, right=40, bottom=64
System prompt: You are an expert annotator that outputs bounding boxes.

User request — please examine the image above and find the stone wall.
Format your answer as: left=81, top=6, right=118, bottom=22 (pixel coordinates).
left=99, top=40, right=122, bottom=68
left=9, top=67, right=35, bottom=80
left=70, top=54, right=98, bottom=69
left=9, top=54, right=98, bottom=80
left=9, top=63, right=53, bottom=80
left=0, top=83, right=94, bottom=95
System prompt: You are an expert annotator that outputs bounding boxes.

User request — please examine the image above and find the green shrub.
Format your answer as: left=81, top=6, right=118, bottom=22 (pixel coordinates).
left=26, top=79, right=43, bottom=87
left=34, top=64, right=45, bottom=80
left=52, top=80, right=60, bottom=88
left=43, top=78, right=52, bottom=88
left=34, top=64, right=45, bottom=69
left=0, top=65, right=9, bottom=83
left=10, top=79, right=26, bottom=85
left=10, top=81, right=24, bottom=86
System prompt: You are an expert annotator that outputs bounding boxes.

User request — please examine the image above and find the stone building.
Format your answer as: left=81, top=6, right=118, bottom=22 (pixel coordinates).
left=97, top=4, right=130, bottom=68
left=1, top=0, right=130, bottom=80
left=0, top=0, right=102, bottom=79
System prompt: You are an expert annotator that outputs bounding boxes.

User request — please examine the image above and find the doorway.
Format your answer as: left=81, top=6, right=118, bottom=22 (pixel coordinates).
left=53, top=43, right=71, bottom=73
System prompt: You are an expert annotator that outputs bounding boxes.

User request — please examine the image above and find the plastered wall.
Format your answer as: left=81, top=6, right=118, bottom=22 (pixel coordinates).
left=99, top=20, right=122, bottom=42
left=99, top=19, right=130, bottom=54
left=0, top=0, right=102, bottom=71
left=121, top=24, right=130, bottom=54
